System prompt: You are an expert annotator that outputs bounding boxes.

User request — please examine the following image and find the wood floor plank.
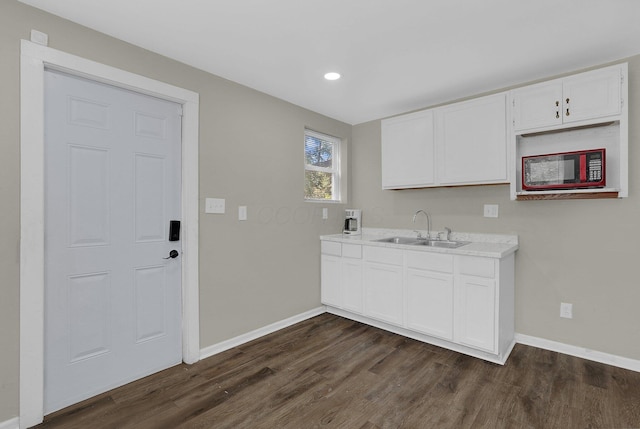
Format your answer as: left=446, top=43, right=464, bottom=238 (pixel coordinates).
left=36, top=314, right=640, bottom=429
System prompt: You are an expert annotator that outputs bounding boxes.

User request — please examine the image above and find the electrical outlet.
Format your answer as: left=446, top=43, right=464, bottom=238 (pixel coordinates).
left=484, top=204, right=499, bottom=218
left=322, top=208, right=328, bottom=220
left=560, top=302, right=573, bottom=319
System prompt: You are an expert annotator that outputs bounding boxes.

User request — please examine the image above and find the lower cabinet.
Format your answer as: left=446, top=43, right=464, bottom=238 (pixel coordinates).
left=320, top=254, right=342, bottom=307
left=363, top=261, right=403, bottom=325
left=406, top=268, right=454, bottom=340
left=320, top=240, right=515, bottom=364
left=320, top=242, right=364, bottom=314
left=455, top=275, right=496, bottom=352
left=342, top=258, right=363, bottom=314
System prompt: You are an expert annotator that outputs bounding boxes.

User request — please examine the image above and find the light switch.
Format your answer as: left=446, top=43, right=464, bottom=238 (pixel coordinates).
left=205, top=198, right=225, bottom=214
left=322, top=208, right=328, bottom=220
left=238, top=206, right=247, bottom=221
left=483, top=204, right=499, bottom=218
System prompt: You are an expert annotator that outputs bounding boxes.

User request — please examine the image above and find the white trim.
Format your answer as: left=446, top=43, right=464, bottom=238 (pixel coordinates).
left=200, top=307, right=326, bottom=360
left=19, top=40, right=200, bottom=428
left=515, top=333, right=640, bottom=373
left=0, top=417, right=19, bottom=429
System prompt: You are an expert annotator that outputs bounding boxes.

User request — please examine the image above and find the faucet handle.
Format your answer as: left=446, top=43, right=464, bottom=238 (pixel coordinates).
left=444, top=227, right=452, bottom=241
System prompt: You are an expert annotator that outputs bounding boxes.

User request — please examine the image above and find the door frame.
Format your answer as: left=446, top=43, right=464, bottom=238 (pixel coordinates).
left=20, top=40, right=200, bottom=428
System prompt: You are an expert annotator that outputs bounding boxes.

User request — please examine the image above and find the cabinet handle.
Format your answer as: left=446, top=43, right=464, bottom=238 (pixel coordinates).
left=566, top=108, right=570, bottom=116
left=555, top=101, right=559, bottom=106
left=556, top=111, right=560, bottom=119
left=566, top=98, right=570, bottom=104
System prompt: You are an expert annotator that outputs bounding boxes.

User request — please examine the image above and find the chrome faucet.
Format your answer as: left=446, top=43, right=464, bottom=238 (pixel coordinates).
left=412, top=210, right=431, bottom=240
left=443, top=227, right=452, bottom=241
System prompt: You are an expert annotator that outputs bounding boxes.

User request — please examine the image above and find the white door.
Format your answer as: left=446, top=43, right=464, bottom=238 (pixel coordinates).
left=44, top=69, right=183, bottom=414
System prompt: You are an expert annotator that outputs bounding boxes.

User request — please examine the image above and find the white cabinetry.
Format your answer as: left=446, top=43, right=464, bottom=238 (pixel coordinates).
left=363, top=246, right=403, bottom=325
left=510, top=63, right=628, bottom=200
left=321, top=238, right=516, bottom=364
left=436, top=93, right=508, bottom=185
left=513, top=65, right=622, bottom=131
left=320, top=241, right=342, bottom=307
left=321, top=241, right=363, bottom=312
left=381, top=92, right=508, bottom=189
left=381, top=109, right=435, bottom=189
left=405, top=250, right=454, bottom=340
left=342, top=245, right=363, bottom=314
left=455, top=256, right=497, bottom=353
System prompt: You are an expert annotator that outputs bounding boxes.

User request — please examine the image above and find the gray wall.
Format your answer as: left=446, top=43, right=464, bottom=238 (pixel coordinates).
left=351, top=55, right=640, bottom=363
left=2, top=0, right=639, bottom=424
left=0, top=1, right=350, bottom=420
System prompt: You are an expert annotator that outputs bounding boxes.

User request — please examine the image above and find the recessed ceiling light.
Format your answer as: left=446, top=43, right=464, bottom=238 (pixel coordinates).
left=324, top=72, right=341, bottom=81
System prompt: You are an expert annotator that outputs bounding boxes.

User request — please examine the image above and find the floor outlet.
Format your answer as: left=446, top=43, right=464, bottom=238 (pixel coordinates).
left=560, top=302, right=573, bottom=319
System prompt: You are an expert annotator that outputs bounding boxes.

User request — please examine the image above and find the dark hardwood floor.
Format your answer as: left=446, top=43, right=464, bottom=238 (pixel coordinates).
left=37, top=313, right=640, bottom=428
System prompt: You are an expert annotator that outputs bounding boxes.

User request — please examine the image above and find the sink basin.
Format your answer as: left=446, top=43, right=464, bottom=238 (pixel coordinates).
left=373, top=237, right=470, bottom=248
left=412, top=240, right=470, bottom=249
left=374, top=236, right=419, bottom=245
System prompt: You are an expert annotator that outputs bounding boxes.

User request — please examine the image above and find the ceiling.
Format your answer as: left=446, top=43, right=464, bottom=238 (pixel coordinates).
left=18, top=0, right=640, bottom=125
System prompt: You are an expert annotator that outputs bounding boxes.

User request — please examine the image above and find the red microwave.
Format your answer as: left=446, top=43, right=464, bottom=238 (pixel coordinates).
left=522, top=148, right=605, bottom=191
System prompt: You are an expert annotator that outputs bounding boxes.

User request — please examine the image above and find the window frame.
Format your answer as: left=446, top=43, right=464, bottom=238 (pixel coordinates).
left=304, top=129, right=344, bottom=203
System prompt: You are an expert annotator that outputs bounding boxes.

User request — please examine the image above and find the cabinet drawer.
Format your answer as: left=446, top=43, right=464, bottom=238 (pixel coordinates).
left=342, top=244, right=362, bottom=259
left=406, top=250, right=453, bottom=273
left=321, top=241, right=342, bottom=257
left=458, top=256, right=495, bottom=278
left=364, top=245, right=403, bottom=265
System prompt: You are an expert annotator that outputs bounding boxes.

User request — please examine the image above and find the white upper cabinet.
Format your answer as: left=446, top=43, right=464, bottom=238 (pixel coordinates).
left=512, top=81, right=563, bottom=131
left=562, top=66, right=622, bottom=123
left=381, top=92, right=508, bottom=189
left=513, top=65, right=622, bottom=132
left=436, top=93, right=508, bottom=185
left=510, top=63, right=628, bottom=200
left=381, top=109, right=435, bottom=189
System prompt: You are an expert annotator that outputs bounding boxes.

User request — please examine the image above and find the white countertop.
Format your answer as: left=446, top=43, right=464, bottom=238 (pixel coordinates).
left=321, top=228, right=518, bottom=259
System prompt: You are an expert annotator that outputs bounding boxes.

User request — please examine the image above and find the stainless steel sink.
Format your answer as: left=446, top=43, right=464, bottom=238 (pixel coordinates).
left=411, top=240, right=470, bottom=248
left=374, top=236, right=419, bottom=245
left=373, top=237, right=470, bottom=248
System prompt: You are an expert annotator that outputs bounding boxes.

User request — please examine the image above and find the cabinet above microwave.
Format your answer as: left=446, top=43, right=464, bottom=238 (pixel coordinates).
left=510, top=63, right=628, bottom=201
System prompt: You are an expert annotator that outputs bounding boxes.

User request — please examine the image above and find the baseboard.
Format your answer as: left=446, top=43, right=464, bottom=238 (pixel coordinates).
left=0, top=417, right=19, bottom=429
left=200, top=307, right=326, bottom=360
left=515, top=333, right=640, bottom=373
left=198, top=308, right=640, bottom=373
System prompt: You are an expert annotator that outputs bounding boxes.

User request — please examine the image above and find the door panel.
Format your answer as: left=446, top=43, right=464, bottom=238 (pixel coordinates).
left=44, top=69, right=182, bottom=414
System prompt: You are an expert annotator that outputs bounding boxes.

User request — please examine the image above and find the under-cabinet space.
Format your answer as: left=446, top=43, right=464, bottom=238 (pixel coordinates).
left=512, top=122, right=624, bottom=199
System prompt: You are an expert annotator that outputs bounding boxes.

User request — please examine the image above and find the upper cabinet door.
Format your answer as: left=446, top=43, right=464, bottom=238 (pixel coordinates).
left=512, top=81, right=563, bottom=131
left=562, top=66, right=621, bottom=123
left=513, top=65, right=622, bottom=132
left=381, top=109, right=435, bottom=189
left=437, top=93, right=508, bottom=185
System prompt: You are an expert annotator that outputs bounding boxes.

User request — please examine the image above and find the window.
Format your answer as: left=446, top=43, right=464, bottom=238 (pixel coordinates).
left=304, top=129, right=342, bottom=202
